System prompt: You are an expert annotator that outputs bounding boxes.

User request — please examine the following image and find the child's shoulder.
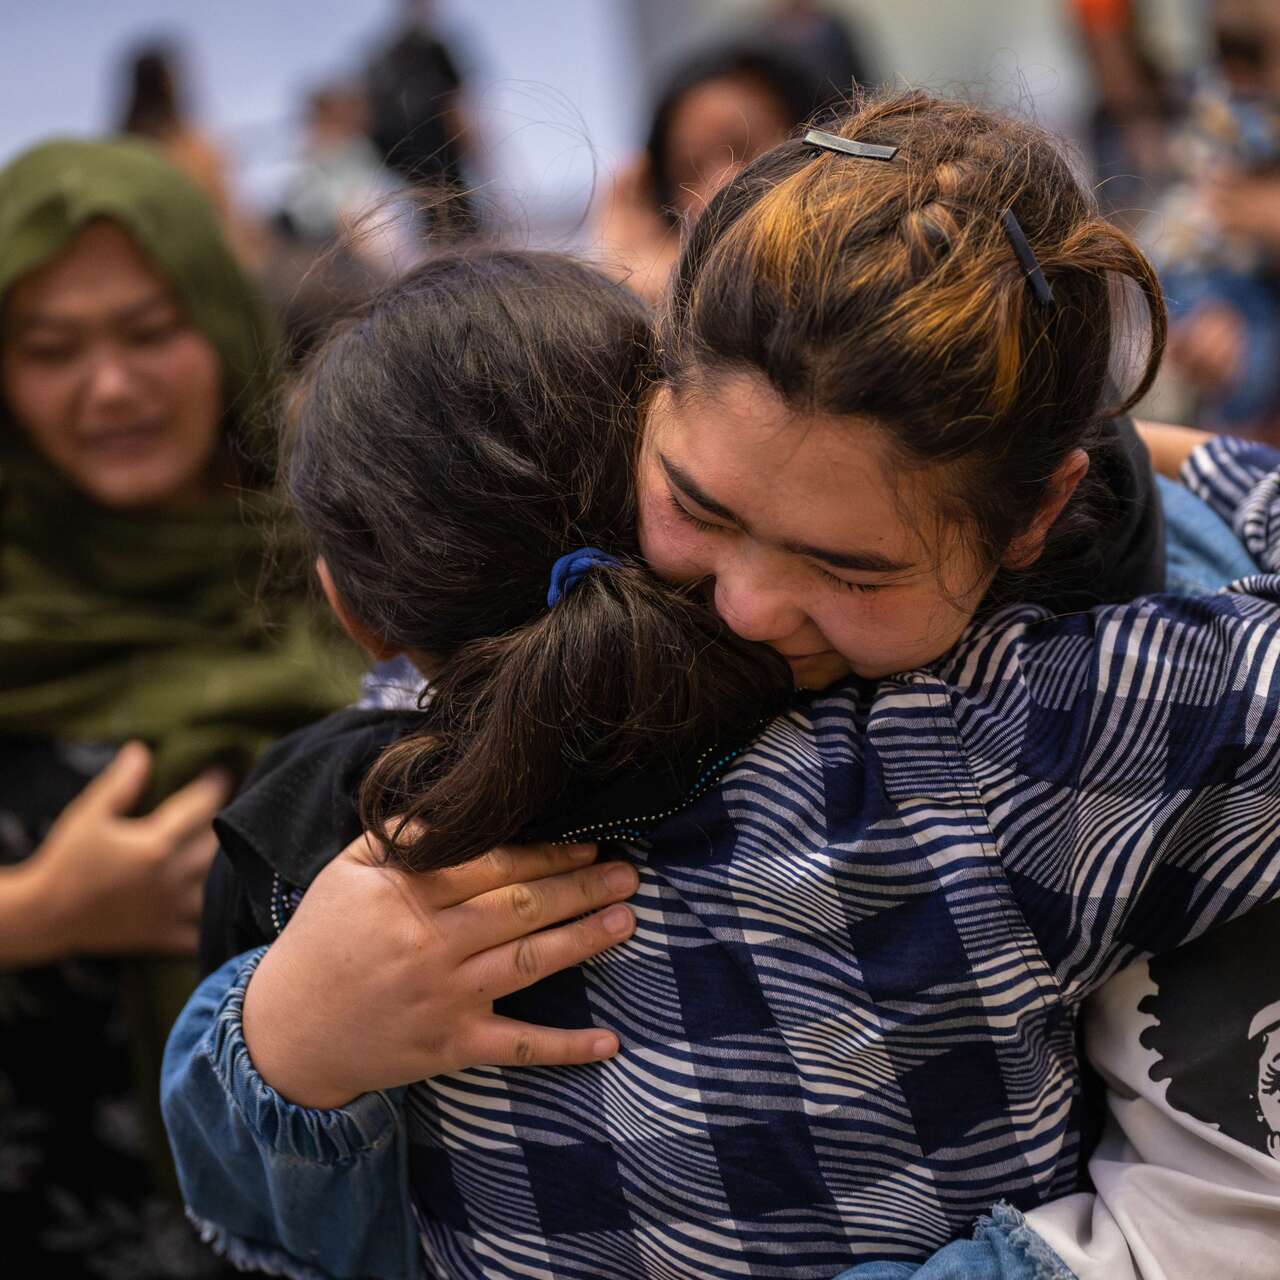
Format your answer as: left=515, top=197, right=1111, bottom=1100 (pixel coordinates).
left=214, top=706, right=427, bottom=893
left=201, top=706, right=429, bottom=969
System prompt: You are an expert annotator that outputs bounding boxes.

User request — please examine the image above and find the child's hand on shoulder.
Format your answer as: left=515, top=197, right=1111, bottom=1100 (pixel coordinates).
left=241, top=831, right=638, bottom=1109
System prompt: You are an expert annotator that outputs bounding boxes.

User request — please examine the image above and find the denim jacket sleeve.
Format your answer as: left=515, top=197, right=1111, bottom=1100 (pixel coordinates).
left=160, top=947, right=422, bottom=1280
left=830, top=1204, right=1076, bottom=1279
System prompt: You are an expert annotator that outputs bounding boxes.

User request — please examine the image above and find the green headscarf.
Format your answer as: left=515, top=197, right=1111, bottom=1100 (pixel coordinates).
left=0, top=137, right=362, bottom=800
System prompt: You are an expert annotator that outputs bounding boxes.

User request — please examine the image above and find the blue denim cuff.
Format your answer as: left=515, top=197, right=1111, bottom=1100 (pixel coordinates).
left=164, top=949, right=419, bottom=1278
left=975, top=1203, right=1075, bottom=1279
left=186, top=1207, right=335, bottom=1280
left=831, top=1201, right=1076, bottom=1279
left=207, top=945, right=404, bottom=1165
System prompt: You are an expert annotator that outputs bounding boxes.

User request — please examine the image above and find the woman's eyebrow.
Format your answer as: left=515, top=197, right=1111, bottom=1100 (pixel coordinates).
left=660, top=454, right=743, bottom=525
left=659, top=452, right=913, bottom=574
left=780, top=538, right=913, bottom=574
left=12, top=291, right=175, bottom=331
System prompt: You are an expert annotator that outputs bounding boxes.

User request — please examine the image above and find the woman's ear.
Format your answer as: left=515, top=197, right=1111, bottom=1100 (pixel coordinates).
left=1001, top=448, right=1090, bottom=571
left=315, top=558, right=401, bottom=660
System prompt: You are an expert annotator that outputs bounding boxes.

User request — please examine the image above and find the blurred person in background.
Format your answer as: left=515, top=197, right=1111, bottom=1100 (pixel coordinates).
left=276, top=84, right=402, bottom=249
left=759, top=0, right=875, bottom=105
left=595, top=40, right=820, bottom=303
left=274, top=82, right=417, bottom=282
left=118, top=41, right=230, bottom=218
left=0, top=136, right=361, bottom=1274
left=1068, top=0, right=1177, bottom=225
left=115, top=39, right=265, bottom=268
left=1145, top=0, right=1280, bottom=440
left=363, top=0, right=477, bottom=229
left=265, top=81, right=429, bottom=375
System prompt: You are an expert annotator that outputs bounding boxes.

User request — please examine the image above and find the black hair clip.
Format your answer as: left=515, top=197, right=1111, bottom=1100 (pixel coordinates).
left=998, top=209, right=1054, bottom=308
left=803, top=127, right=898, bottom=161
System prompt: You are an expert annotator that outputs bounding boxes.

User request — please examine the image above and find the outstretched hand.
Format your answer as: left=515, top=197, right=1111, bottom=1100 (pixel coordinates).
left=241, top=832, right=638, bottom=1109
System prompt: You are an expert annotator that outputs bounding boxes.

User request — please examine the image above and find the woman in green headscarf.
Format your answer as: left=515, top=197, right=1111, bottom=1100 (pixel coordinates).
left=0, top=137, right=361, bottom=1275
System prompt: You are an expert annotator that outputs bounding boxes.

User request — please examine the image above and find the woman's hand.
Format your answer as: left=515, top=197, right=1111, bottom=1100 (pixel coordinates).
left=0, top=741, right=230, bottom=967
left=241, top=833, right=638, bottom=1109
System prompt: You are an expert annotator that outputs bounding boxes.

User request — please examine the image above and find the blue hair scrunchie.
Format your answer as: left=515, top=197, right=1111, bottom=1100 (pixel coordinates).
left=546, top=547, right=622, bottom=608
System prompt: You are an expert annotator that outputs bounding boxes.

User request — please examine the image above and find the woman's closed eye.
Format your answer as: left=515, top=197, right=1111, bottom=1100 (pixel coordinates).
left=128, top=317, right=183, bottom=347
left=668, top=490, right=888, bottom=595
left=667, top=490, right=727, bottom=534
left=814, top=564, right=884, bottom=595
left=17, top=340, right=77, bottom=363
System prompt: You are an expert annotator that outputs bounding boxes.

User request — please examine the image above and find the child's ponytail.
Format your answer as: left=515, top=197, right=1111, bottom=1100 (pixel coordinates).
left=361, top=560, right=790, bottom=871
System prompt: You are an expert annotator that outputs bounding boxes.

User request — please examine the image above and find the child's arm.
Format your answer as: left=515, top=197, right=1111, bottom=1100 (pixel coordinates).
left=160, top=947, right=419, bottom=1280
left=164, top=833, right=637, bottom=1276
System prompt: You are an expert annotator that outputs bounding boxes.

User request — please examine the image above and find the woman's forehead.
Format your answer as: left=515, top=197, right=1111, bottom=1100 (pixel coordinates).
left=647, top=374, right=936, bottom=560
left=5, top=221, right=172, bottom=325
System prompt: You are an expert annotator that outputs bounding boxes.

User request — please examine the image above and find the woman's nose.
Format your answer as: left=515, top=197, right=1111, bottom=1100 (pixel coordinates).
left=82, top=348, right=138, bottom=408
left=712, top=554, right=806, bottom=645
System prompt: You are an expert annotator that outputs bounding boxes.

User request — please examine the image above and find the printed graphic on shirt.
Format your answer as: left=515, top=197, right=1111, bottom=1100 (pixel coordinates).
left=1140, top=901, right=1280, bottom=1159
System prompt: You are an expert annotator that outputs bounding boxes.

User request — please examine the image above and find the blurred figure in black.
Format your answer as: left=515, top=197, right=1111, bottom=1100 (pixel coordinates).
left=117, top=41, right=231, bottom=221
left=364, top=0, right=475, bottom=225
left=758, top=0, right=875, bottom=105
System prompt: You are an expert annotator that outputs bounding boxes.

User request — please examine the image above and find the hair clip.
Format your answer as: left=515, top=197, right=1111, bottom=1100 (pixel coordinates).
left=803, top=127, right=898, bottom=162
left=999, top=209, right=1055, bottom=308
left=547, top=547, right=621, bottom=608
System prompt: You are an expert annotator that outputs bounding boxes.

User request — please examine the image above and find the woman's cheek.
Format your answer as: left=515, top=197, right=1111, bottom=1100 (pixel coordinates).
left=637, top=498, right=709, bottom=585
left=824, top=611, right=883, bottom=670
left=876, top=590, right=976, bottom=671
left=2, top=359, right=73, bottom=447
left=817, top=590, right=934, bottom=675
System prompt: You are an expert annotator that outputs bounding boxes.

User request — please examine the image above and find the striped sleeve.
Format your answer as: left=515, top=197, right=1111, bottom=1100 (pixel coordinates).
left=956, top=580, right=1280, bottom=1001
left=1181, top=435, right=1280, bottom=573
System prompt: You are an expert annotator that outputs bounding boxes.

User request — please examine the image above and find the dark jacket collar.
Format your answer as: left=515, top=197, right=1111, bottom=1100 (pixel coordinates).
left=214, top=706, right=755, bottom=892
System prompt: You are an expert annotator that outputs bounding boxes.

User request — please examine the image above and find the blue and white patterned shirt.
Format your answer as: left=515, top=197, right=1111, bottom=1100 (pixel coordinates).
left=405, top=437, right=1280, bottom=1279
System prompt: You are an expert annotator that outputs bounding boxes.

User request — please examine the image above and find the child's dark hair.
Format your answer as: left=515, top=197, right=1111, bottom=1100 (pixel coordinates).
left=285, top=249, right=792, bottom=871
left=662, top=89, right=1167, bottom=603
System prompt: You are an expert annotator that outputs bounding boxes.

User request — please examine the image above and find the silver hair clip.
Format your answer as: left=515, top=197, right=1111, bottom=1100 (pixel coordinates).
left=804, top=126, right=1054, bottom=310
left=803, top=127, right=898, bottom=162
left=999, top=209, right=1055, bottom=308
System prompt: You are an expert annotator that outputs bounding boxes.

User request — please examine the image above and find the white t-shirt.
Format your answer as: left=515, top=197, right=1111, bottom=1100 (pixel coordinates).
left=1027, top=902, right=1280, bottom=1279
